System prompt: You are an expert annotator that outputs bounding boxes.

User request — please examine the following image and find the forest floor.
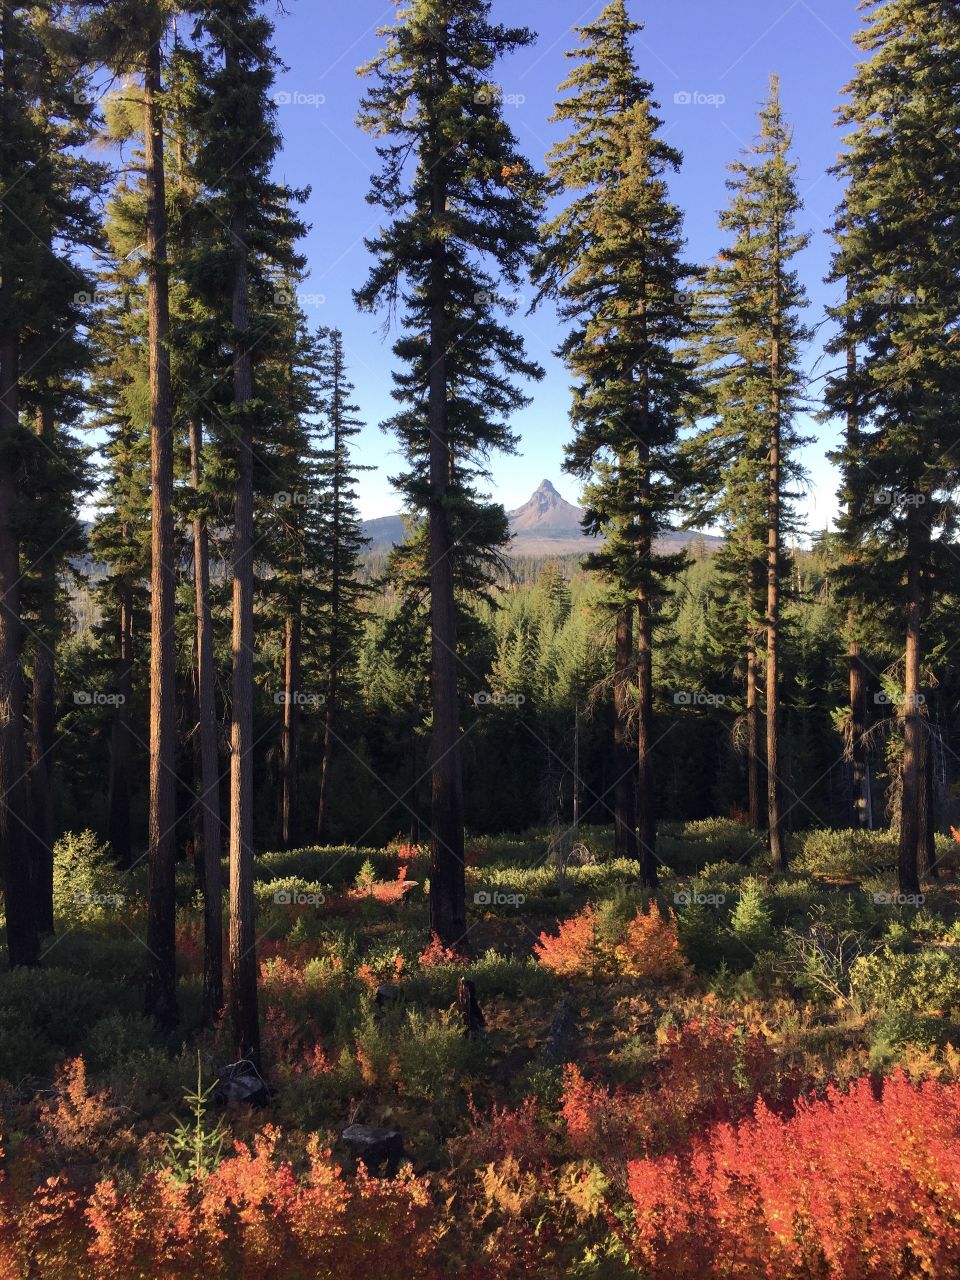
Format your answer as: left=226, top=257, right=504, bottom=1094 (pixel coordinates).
left=3, top=819, right=960, bottom=1277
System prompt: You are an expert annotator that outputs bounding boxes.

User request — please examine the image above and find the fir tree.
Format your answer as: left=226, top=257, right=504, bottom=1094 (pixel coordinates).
left=538, top=0, right=697, bottom=887
left=356, top=0, right=543, bottom=944
left=826, top=0, right=960, bottom=895
left=689, top=75, right=810, bottom=869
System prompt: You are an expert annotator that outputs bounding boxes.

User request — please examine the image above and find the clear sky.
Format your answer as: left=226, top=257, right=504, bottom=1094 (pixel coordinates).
left=266, top=0, right=864, bottom=531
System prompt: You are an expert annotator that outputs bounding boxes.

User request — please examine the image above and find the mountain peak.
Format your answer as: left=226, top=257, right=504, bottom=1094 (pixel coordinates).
left=508, top=479, right=582, bottom=532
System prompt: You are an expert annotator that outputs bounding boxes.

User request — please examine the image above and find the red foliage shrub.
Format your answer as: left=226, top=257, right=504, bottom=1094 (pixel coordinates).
left=534, top=904, right=688, bottom=981
left=533, top=906, right=602, bottom=977
left=452, top=1096, right=550, bottom=1171
left=626, top=1072, right=960, bottom=1280
left=418, top=933, right=468, bottom=968
left=2, top=1129, right=440, bottom=1279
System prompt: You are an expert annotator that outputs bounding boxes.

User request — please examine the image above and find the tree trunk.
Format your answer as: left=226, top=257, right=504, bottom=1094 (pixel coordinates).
left=845, top=284, right=871, bottom=832
left=227, top=204, right=260, bottom=1063
left=746, top=627, right=762, bottom=830
left=189, top=418, right=223, bottom=1022
left=29, top=402, right=57, bottom=935
left=427, top=81, right=465, bottom=946
left=108, top=586, right=134, bottom=866
left=0, top=345, right=36, bottom=967
left=143, top=40, right=178, bottom=1027
left=848, top=628, right=871, bottom=829
left=917, top=718, right=937, bottom=883
left=317, top=666, right=336, bottom=844
left=766, top=239, right=786, bottom=872
left=636, top=576, right=657, bottom=889
left=898, top=499, right=923, bottom=897
left=0, top=4, right=38, bottom=967
left=278, top=608, right=301, bottom=850
left=613, top=608, right=639, bottom=858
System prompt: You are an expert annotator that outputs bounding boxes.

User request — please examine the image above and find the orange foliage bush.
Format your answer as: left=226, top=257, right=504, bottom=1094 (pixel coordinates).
left=626, top=1072, right=960, bottom=1280
left=1, top=1128, right=440, bottom=1279
left=533, top=906, right=603, bottom=977
left=615, top=905, right=689, bottom=981
left=534, top=903, right=688, bottom=981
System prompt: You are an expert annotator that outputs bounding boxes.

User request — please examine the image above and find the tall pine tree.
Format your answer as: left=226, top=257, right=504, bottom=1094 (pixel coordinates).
left=827, top=0, right=960, bottom=894
left=537, top=0, right=696, bottom=887
left=356, top=0, right=543, bottom=944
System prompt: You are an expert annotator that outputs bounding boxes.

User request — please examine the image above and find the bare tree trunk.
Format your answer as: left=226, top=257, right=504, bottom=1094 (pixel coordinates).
left=917, top=719, right=937, bottom=883
left=278, top=608, right=301, bottom=849
left=227, top=204, right=259, bottom=1063
left=108, top=587, right=134, bottom=865
left=143, top=40, right=178, bottom=1027
left=613, top=607, right=639, bottom=858
left=29, top=402, right=57, bottom=935
left=316, top=665, right=336, bottom=844
left=766, top=237, right=786, bottom=872
left=0, top=345, right=36, bottom=966
left=189, top=418, right=223, bottom=1022
left=746, top=627, right=762, bottom=830
left=899, top=499, right=923, bottom=898
left=848, top=628, right=871, bottom=829
left=844, top=287, right=871, bottom=832
left=0, top=4, right=38, bottom=967
left=427, top=136, right=465, bottom=945
left=636, top=573, right=657, bottom=889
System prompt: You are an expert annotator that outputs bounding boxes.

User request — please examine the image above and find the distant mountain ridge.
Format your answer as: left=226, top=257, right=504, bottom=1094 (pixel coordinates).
left=361, top=478, right=721, bottom=558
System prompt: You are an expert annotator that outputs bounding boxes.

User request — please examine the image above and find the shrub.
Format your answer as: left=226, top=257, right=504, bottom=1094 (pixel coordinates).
left=535, top=904, right=688, bottom=982
left=53, top=830, right=128, bottom=927
left=626, top=1072, right=960, bottom=1279
left=850, top=946, right=960, bottom=1016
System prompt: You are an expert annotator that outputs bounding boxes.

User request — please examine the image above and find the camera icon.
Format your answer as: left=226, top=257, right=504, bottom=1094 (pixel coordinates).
left=673, top=691, right=692, bottom=705
left=673, top=890, right=691, bottom=905
left=473, top=890, right=491, bottom=905
left=73, top=690, right=92, bottom=705
left=274, top=890, right=292, bottom=904
left=674, top=91, right=692, bottom=105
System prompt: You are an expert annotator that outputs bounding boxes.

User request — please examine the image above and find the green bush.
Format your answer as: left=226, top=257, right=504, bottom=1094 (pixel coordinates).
left=793, top=828, right=897, bottom=879
left=851, top=946, right=960, bottom=1015
left=53, top=830, right=131, bottom=926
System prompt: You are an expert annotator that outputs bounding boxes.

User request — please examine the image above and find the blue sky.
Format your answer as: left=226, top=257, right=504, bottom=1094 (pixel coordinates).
left=267, top=0, right=864, bottom=530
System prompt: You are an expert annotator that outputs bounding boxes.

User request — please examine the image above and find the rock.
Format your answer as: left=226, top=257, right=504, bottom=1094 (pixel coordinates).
left=375, top=982, right=403, bottom=1009
left=214, top=1058, right=274, bottom=1108
left=340, top=1124, right=405, bottom=1176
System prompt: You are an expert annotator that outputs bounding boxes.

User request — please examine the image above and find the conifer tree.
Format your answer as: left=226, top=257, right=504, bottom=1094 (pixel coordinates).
left=0, top=1, right=103, bottom=964
left=827, top=0, right=960, bottom=895
left=186, top=0, right=305, bottom=1060
left=692, top=75, right=810, bottom=871
left=356, top=0, right=543, bottom=943
left=313, top=327, right=369, bottom=844
left=537, top=0, right=696, bottom=887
